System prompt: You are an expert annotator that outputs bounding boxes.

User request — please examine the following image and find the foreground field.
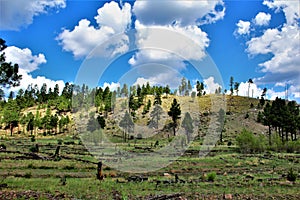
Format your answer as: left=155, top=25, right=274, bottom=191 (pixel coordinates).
left=0, top=135, right=299, bottom=200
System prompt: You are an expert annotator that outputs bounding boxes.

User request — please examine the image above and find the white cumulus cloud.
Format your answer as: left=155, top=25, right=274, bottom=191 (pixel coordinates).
left=4, top=46, right=46, bottom=73
left=133, top=0, right=225, bottom=26
left=9, top=69, right=65, bottom=95
left=263, top=0, right=299, bottom=25
left=237, top=1, right=300, bottom=100
left=253, top=12, right=271, bottom=26
left=3, top=46, right=64, bottom=95
left=102, top=82, right=120, bottom=92
left=129, top=1, right=226, bottom=93
left=0, top=0, right=66, bottom=30
left=133, top=21, right=209, bottom=62
left=235, top=20, right=251, bottom=35
left=95, top=1, right=131, bottom=33
left=57, top=1, right=132, bottom=58
left=203, top=77, right=222, bottom=94
left=237, top=81, right=263, bottom=98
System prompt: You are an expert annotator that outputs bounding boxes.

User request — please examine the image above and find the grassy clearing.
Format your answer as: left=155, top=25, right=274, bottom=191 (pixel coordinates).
left=1, top=136, right=299, bottom=199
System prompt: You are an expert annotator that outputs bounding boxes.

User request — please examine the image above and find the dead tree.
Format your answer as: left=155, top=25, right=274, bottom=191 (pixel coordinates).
left=97, top=161, right=104, bottom=180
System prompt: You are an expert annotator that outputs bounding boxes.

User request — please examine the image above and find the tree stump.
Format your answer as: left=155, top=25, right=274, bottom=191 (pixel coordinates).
left=97, top=161, right=104, bottom=180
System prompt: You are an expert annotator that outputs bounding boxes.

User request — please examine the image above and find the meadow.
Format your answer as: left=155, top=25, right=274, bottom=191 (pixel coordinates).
left=0, top=134, right=299, bottom=199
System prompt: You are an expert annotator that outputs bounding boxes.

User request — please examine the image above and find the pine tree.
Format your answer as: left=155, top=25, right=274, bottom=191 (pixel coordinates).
left=263, top=102, right=272, bottom=145
left=97, top=115, right=106, bottom=129
left=87, top=113, right=99, bottom=132
left=27, top=112, right=34, bottom=135
left=168, top=98, right=181, bottom=136
left=234, top=82, right=240, bottom=96
left=181, top=112, right=194, bottom=143
left=164, top=85, right=170, bottom=97
left=154, top=93, right=162, bottom=105
left=119, top=111, right=134, bottom=141
left=2, top=99, right=20, bottom=136
left=149, top=104, right=164, bottom=129
left=229, top=76, right=234, bottom=95
left=0, top=38, right=22, bottom=88
left=196, top=81, right=204, bottom=96
left=218, top=108, right=225, bottom=142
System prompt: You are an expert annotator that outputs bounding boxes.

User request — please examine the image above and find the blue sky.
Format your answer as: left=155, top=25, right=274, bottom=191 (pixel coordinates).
left=0, top=0, right=299, bottom=102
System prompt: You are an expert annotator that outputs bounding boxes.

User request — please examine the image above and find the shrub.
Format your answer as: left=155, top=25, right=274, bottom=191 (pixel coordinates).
left=29, top=145, right=38, bottom=153
left=285, top=141, right=300, bottom=153
left=0, top=143, right=6, bottom=150
left=27, top=163, right=36, bottom=169
left=227, top=141, right=232, bottom=146
left=63, top=165, right=75, bottom=170
left=136, top=133, right=143, bottom=139
left=31, top=136, right=35, bottom=142
left=64, top=140, right=75, bottom=145
left=24, top=172, right=32, bottom=178
left=236, top=129, right=267, bottom=154
left=207, top=172, right=216, bottom=182
left=57, top=139, right=63, bottom=145
left=269, top=134, right=300, bottom=153
left=287, top=168, right=297, bottom=182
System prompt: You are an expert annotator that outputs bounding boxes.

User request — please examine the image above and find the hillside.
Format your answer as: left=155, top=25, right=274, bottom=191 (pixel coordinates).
left=1, top=94, right=267, bottom=140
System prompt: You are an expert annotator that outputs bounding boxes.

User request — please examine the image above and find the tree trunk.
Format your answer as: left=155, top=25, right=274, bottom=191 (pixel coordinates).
left=97, top=161, right=104, bottom=180
left=281, top=128, right=284, bottom=143
left=187, top=132, right=191, bottom=143
left=173, top=125, right=176, bottom=136
left=268, top=125, right=272, bottom=146
left=54, top=146, right=60, bottom=157
left=10, top=124, right=13, bottom=136
left=220, top=130, right=223, bottom=143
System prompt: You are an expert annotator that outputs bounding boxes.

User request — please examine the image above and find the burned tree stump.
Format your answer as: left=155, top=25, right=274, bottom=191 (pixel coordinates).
left=51, top=146, right=61, bottom=161
left=35, top=144, right=39, bottom=153
left=97, top=161, right=104, bottom=180
left=54, top=146, right=60, bottom=157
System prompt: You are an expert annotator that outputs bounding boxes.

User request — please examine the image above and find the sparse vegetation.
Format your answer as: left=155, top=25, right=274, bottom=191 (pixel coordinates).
left=0, top=77, right=299, bottom=199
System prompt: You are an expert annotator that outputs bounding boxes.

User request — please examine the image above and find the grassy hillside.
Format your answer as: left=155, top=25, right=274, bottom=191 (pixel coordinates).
left=1, top=94, right=266, bottom=141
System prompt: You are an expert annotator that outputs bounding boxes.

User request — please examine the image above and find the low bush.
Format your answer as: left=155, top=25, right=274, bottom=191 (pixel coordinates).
left=64, top=140, right=75, bottom=145
left=24, top=172, right=32, bottom=178
left=269, top=134, right=300, bottom=153
left=136, top=133, right=143, bottom=139
left=207, top=172, right=216, bottom=182
left=63, top=165, right=75, bottom=170
left=0, top=143, right=6, bottom=150
left=227, top=141, right=232, bottom=146
left=57, top=139, right=63, bottom=145
left=287, top=168, right=297, bottom=182
left=29, top=145, right=38, bottom=153
left=31, top=136, right=35, bottom=142
left=285, top=140, right=300, bottom=153
left=236, top=129, right=267, bottom=154
left=27, top=163, right=36, bottom=169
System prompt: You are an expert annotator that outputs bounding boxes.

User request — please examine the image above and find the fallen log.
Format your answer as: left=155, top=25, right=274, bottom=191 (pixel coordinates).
left=146, top=193, right=183, bottom=200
